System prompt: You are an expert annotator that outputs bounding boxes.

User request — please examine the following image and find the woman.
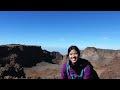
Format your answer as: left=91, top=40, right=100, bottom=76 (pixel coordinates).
left=60, top=45, right=99, bottom=79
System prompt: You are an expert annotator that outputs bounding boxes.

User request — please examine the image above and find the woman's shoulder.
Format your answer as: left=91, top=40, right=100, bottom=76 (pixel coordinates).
left=61, top=61, right=68, bottom=69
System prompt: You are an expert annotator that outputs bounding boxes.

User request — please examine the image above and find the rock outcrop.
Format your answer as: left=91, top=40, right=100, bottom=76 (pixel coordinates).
left=81, top=47, right=120, bottom=67
left=0, top=44, right=63, bottom=67
left=0, top=53, right=26, bottom=79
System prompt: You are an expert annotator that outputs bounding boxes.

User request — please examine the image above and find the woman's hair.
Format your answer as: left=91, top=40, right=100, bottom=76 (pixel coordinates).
left=67, top=45, right=80, bottom=56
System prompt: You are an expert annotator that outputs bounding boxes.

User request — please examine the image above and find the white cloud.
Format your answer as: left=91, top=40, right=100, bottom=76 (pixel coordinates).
left=59, top=38, right=66, bottom=42
left=102, top=37, right=112, bottom=40
left=103, top=37, right=109, bottom=40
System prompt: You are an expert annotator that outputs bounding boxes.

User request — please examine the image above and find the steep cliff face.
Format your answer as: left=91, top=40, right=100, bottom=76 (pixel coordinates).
left=51, top=51, right=63, bottom=64
left=41, top=50, right=63, bottom=64
left=81, top=47, right=120, bottom=67
left=0, top=44, right=63, bottom=67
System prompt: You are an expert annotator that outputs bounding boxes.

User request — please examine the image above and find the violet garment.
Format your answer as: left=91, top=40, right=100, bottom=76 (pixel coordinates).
left=60, top=58, right=95, bottom=79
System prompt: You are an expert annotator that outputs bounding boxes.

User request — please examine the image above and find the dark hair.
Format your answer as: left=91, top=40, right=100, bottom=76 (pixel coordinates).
left=67, top=45, right=80, bottom=56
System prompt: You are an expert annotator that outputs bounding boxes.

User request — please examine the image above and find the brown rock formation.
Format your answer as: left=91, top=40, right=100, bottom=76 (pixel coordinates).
left=0, top=44, right=63, bottom=67
left=81, top=47, right=120, bottom=67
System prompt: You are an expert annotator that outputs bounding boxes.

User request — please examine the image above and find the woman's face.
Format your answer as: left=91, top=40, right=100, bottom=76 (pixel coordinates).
left=68, top=49, right=79, bottom=65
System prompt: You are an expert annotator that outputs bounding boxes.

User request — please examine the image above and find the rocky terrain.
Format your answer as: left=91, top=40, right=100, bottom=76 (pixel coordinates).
left=0, top=44, right=63, bottom=79
left=81, top=47, right=120, bottom=79
left=0, top=44, right=120, bottom=79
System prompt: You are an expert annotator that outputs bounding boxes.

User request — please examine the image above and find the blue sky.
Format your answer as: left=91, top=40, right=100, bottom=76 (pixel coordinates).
left=0, top=11, right=120, bottom=55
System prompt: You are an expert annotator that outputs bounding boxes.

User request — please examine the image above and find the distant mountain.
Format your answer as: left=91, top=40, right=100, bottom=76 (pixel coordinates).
left=42, top=47, right=67, bottom=55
